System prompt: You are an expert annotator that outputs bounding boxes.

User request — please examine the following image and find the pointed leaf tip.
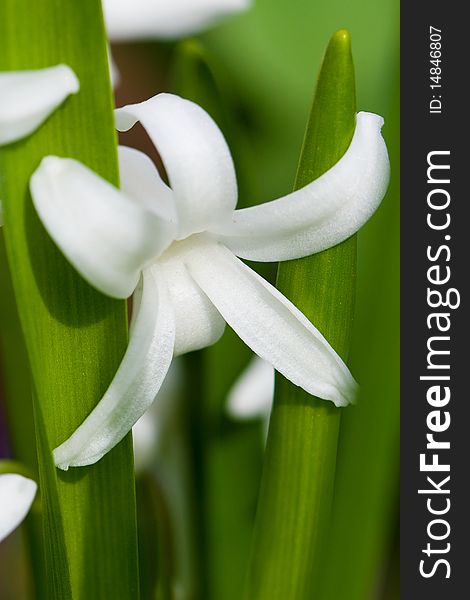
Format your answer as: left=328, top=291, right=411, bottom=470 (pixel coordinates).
left=331, top=28, right=351, bottom=47
left=322, top=29, right=353, bottom=73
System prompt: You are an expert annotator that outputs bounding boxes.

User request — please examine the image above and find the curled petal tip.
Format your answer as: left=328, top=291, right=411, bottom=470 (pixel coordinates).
left=53, top=447, right=90, bottom=471
left=53, top=462, right=70, bottom=471
left=115, top=93, right=237, bottom=238
left=56, top=64, right=80, bottom=94
left=328, top=377, right=358, bottom=408
left=217, top=110, right=390, bottom=262
left=357, top=110, right=385, bottom=129
left=114, top=109, right=137, bottom=133
left=52, top=451, right=70, bottom=472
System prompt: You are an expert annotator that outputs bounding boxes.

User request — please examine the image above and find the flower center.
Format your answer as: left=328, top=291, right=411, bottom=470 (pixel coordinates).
left=159, top=231, right=214, bottom=264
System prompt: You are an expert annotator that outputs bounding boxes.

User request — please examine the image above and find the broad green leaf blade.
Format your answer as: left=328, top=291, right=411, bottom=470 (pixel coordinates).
left=244, top=30, right=357, bottom=600
left=0, top=2, right=140, bottom=598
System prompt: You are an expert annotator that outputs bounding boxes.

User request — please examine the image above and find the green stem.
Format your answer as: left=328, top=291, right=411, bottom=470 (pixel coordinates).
left=243, top=30, right=357, bottom=600
left=0, top=2, right=139, bottom=598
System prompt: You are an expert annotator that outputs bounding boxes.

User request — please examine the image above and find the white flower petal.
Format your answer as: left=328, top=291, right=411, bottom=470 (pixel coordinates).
left=0, top=65, right=79, bottom=146
left=186, top=242, right=357, bottom=407
left=118, top=145, right=177, bottom=223
left=115, top=93, right=237, bottom=238
left=215, top=112, right=390, bottom=261
left=160, top=241, right=226, bottom=355
left=53, top=265, right=176, bottom=470
left=227, top=356, right=274, bottom=419
left=0, top=474, right=37, bottom=542
left=103, top=0, right=251, bottom=41
left=31, top=156, right=175, bottom=298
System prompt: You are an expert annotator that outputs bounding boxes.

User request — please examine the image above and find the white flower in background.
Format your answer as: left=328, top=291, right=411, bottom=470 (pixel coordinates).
left=0, top=65, right=79, bottom=146
left=30, top=93, right=389, bottom=470
left=227, top=355, right=274, bottom=421
left=0, top=474, right=37, bottom=542
left=103, top=0, right=251, bottom=42
left=227, top=355, right=274, bottom=441
left=107, top=46, right=121, bottom=89
left=132, top=360, right=183, bottom=473
left=103, top=0, right=252, bottom=87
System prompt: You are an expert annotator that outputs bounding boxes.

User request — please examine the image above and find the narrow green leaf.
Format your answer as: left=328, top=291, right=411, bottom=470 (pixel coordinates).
left=318, top=71, right=400, bottom=600
left=243, top=30, right=357, bottom=600
left=0, top=2, right=139, bottom=598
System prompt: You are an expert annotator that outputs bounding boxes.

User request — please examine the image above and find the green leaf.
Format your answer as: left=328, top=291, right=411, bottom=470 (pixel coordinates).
left=318, top=70, right=400, bottom=600
left=0, top=2, right=139, bottom=598
left=243, top=30, right=357, bottom=600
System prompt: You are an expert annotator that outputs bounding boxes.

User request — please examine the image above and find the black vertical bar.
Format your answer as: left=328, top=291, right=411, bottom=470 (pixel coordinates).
left=401, top=4, right=469, bottom=597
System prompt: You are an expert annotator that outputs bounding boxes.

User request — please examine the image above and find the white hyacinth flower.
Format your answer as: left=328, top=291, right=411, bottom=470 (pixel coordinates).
left=0, top=474, right=37, bottom=542
left=30, top=92, right=389, bottom=470
left=103, top=0, right=251, bottom=42
left=227, top=355, right=274, bottom=441
left=0, top=65, right=79, bottom=146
